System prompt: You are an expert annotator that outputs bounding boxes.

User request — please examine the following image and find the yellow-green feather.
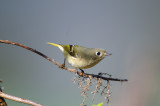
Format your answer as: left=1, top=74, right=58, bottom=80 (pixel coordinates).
left=47, top=42, right=107, bottom=69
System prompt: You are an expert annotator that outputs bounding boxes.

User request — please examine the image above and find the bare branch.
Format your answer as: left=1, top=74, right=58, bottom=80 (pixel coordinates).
left=0, top=91, right=43, bottom=106
left=0, top=40, right=128, bottom=82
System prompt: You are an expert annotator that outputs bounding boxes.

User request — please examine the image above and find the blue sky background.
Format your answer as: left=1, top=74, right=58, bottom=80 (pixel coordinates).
left=0, top=0, right=160, bottom=106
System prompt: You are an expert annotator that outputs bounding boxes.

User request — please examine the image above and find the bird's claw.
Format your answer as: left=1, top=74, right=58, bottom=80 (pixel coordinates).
left=59, top=63, right=65, bottom=69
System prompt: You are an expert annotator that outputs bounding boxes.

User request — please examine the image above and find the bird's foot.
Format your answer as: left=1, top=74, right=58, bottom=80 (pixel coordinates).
left=59, top=63, right=65, bottom=69
left=79, top=69, right=85, bottom=77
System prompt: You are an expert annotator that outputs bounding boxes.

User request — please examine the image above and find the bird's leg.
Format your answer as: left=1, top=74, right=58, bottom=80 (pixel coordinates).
left=79, top=69, right=85, bottom=77
left=59, top=59, right=66, bottom=69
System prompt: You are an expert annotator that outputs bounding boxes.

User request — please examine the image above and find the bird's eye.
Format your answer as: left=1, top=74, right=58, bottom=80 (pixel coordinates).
left=96, top=52, right=101, bottom=56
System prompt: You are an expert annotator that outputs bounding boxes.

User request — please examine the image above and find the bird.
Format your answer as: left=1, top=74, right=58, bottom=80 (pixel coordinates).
left=47, top=42, right=111, bottom=73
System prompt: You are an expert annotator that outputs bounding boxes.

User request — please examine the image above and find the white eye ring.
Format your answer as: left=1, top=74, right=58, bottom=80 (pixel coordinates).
left=96, top=52, right=101, bottom=56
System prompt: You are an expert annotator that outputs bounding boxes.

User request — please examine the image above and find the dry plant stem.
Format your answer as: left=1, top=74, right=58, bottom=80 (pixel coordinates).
left=92, top=78, right=102, bottom=101
left=0, top=91, right=43, bottom=106
left=106, top=80, right=111, bottom=103
left=0, top=40, right=128, bottom=82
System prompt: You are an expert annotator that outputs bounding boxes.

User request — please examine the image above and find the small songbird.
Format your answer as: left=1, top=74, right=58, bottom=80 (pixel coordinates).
left=47, top=42, right=111, bottom=72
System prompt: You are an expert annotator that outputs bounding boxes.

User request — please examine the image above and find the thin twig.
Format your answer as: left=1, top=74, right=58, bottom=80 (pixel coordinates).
left=0, top=40, right=128, bottom=82
left=0, top=91, right=42, bottom=106
left=87, top=73, right=128, bottom=81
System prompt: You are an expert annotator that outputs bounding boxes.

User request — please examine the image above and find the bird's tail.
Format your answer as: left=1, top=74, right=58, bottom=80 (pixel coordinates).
left=47, top=42, right=64, bottom=52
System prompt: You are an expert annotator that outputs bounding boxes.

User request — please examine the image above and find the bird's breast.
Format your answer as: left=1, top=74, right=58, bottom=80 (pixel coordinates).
left=66, top=55, right=100, bottom=69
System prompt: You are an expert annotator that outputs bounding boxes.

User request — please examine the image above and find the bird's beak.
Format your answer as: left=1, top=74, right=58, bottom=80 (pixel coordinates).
left=105, top=52, right=112, bottom=56
left=107, top=53, right=112, bottom=56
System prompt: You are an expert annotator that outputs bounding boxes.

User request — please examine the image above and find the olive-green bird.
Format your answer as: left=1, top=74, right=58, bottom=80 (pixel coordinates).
left=47, top=42, right=111, bottom=72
